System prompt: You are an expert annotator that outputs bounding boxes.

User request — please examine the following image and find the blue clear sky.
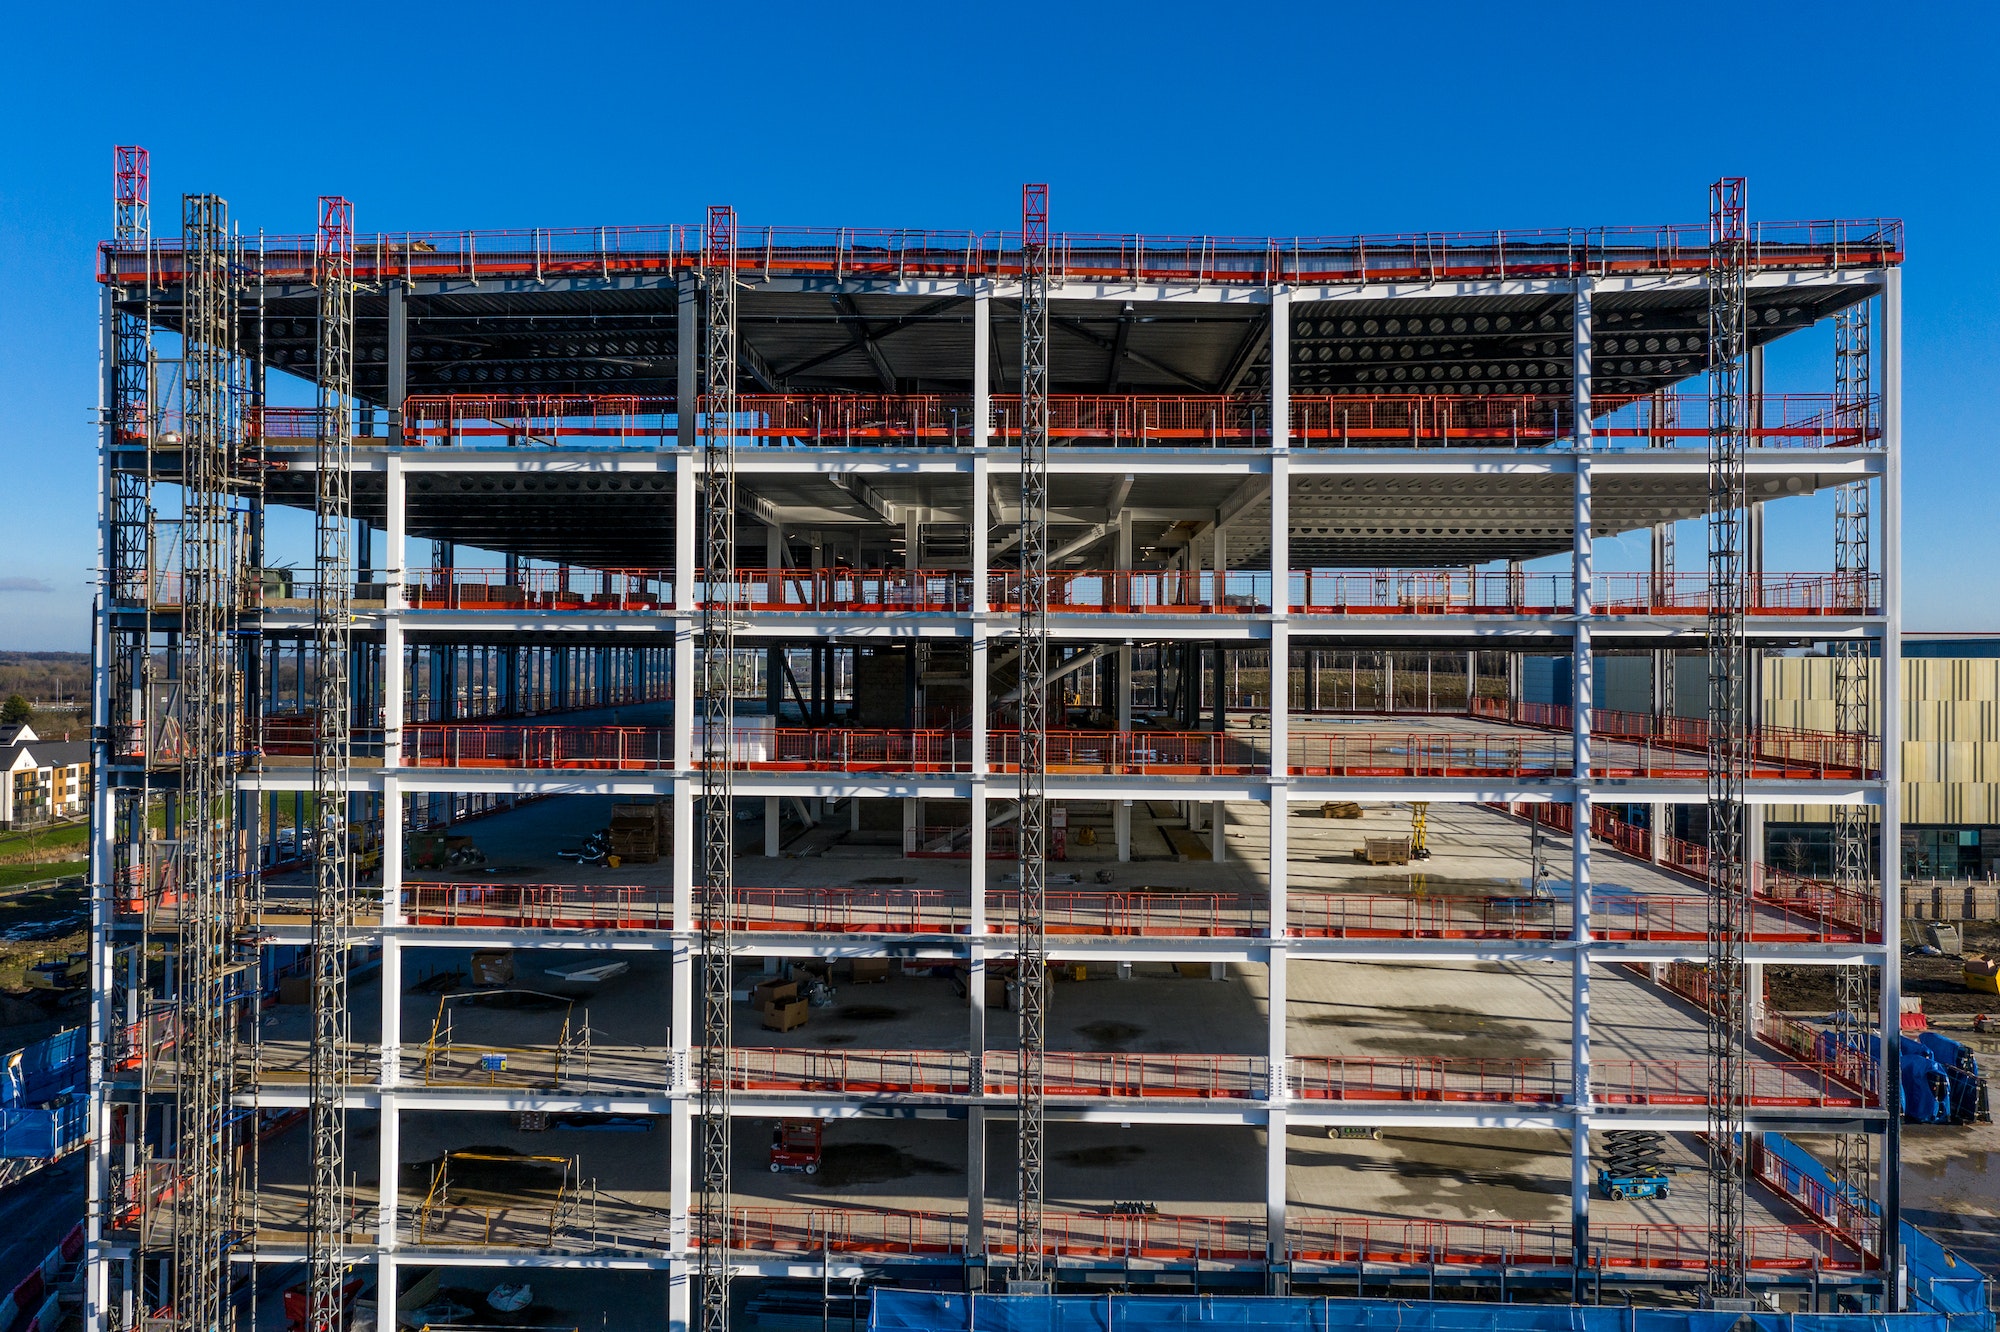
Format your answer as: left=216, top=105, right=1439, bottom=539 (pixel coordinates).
left=1, top=0, right=1994, bottom=650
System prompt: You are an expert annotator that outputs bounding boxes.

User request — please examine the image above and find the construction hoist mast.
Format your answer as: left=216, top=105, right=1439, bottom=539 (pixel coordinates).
left=697, top=204, right=738, bottom=1332
left=307, top=195, right=356, bottom=1332
left=1831, top=300, right=1875, bottom=1215
left=1014, top=183, right=1051, bottom=1288
left=1703, top=176, right=1753, bottom=1301
left=173, top=191, right=250, bottom=1332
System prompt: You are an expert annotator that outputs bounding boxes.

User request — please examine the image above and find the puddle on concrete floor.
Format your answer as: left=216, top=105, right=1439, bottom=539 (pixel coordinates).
left=809, top=1143, right=956, bottom=1187
left=834, top=1005, right=899, bottom=1022
left=1057, top=1144, right=1147, bottom=1169
left=1075, top=1020, right=1145, bottom=1050
left=815, top=1033, right=857, bottom=1046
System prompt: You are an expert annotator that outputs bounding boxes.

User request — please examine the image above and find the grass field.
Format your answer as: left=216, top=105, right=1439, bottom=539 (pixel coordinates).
left=0, top=822, right=88, bottom=865
left=0, top=861, right=85, bottom=890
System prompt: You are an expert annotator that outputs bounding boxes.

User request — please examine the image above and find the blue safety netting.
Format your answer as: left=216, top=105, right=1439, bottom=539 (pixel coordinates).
left=0, top=1098, right=84, bottom=1160
left=869, top=1292, right=1982, bottom=1332
left=1763, top=1132, right=1991, bottom=1323
left=0, top=1028, right=86, bottom=1160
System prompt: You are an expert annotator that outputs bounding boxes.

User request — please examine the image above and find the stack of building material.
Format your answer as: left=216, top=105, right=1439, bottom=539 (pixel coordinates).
left=607, top=800, right=664, bottom=864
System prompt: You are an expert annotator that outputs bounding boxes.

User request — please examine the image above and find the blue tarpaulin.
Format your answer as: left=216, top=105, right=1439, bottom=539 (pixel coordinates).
left=870, top=1292, right=1977, bottom=1332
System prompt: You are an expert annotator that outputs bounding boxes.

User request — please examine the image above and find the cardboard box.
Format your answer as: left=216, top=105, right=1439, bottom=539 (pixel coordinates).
left=1966, top=955, right=2000, bottom=995
left=752, top=979, right=798, bottom=1010
left=277, top=975, right=310, bottom=1005
left=849, top=958, right=890, bottom=985
left=762, top=997, right=809, bottom=1031
left=1176, top=963, right=1210, bottom=979
left=471, top=951, right=514, bottom=985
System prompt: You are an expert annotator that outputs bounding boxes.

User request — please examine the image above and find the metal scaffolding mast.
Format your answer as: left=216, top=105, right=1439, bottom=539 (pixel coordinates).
left=173, top=192, right=249, bottom=1332
left=1703, top=176, right=1753, bottom=1301
left=109, top=149, right=153, bottom=710
left=1832, top=300, right=1875, bottom=1213
left=697, top=204, right=738, bottom=1332
left=307, top=195, right=356, bottom=1332
left=1014, top=183, right=1051, bottom=1287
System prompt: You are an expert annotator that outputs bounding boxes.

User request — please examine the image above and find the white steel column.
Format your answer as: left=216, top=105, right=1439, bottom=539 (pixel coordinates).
left=673, top=451, right=697, bottom=928
left=1878, top=263, right=1905, bottom=1308
left=1115, top=513, right=1134, bottom=862
left=376, top=1086, right=400, bottom=1303
left=669, top=366, right=697, bottom=1313
left=1265, top=286, right=1291, bottom=1282
left=967, top=278, right=991, bottom=1255
left=382, top=455, right=405, bottom=769
left=84, top=283, right=116, bottom=1332
left=1569, top=275, right=1595, bottom=1271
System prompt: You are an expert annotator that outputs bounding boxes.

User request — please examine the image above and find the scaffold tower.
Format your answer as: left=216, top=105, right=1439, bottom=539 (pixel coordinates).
left=1704, top=175, right=1753, bottom=1301
left=698, top=203, right=738, bottom=1332
left=307, top=194, right=355, bottom=1332
left=1832, top=299, right=1876, bottom=1212
left=1013, top=182, right=1051, bottom=1288
left=171, top=190, right=252, bottom=1332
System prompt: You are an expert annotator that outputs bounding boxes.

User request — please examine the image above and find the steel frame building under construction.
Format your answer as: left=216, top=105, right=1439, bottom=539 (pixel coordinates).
left=87, top=153, right=1916, bottom=1332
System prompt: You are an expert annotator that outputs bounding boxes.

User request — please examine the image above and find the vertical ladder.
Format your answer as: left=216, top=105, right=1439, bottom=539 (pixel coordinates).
left=698, top=204, right=738, bottom=1332
left=1015, top=183, right=1051, bottom=1287
left=308, top=195, right=356, bottom=1332
left=1704, top=176, right=1753, bottom=1301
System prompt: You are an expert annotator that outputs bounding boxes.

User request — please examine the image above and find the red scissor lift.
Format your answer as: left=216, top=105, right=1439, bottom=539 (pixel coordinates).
left=768, top=1119, right=824, bottom=1174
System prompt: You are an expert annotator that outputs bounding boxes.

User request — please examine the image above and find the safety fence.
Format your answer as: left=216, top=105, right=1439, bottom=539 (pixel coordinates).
left=105, top=215, right=1902, bottom=290
left=403, top=567, right=673, bottom=611
left=713, top=1049, right=1866, bottom=1107
left=1496, top=798, right=1881, bottom=940
left=717, top=1208, right=1866, bottom=1271
left=1286, top=1218, right=1862, bottom=1271
left=381, top=565, right=1881, bottom=618
left=1650, top=961, right=1879, bottom=1108
left=397, top=720, right=1873, bottom=780
left=730, top=1048, right=973, bottom=1096
left=731, top=1049, right=1268, bottom=1101
left=243, top=387, right=1882, bottom=454
left=982, top=1051, right=1265, bottom=1099
left=1475, top=698, right=1880, bottom=778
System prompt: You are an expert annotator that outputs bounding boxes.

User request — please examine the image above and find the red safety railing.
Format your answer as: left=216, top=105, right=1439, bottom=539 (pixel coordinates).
left=1284, top=1218, right=1863, bottom=1271
left=1287, top=1055, right=1868, bottom=1107
left=402, top=882, right=673, bottom=929
left=994, top=889, right=1260, bottom=937
left=710, top=568, right=972, bottom=613
left=1496, top=798, right=1881, bottom=941
left=727, top=1048, right=972, bottom=1095
left=1591, top=1059, right=1871, bottom=1108
left=398, top=720, right=1870, bottom=780
left=980, top=1210, right=1264, bottom=1262
left=982, top=1051, right=1264, bottom=1099
left=104, top=216, right=1902, bottom=290
left=1751, top=1138, right=1882, bottom=1259
left=1288, top=1056, right=1566, bottom=1103
left=241, top=387, right=1880, bottom=452
left=726, top=1208, right=966, bottom=1257
left=403, top=568, right=673, bottom=611
left=1287, top=892, right=1571, bottom=940
left=382, top=565, right=1879, bottom=618
left=1474, top=698, right=1878, bottom=778
left=728, top=885, right=967, bottom=934
left=1292, top=570, right=1878, bottom=616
